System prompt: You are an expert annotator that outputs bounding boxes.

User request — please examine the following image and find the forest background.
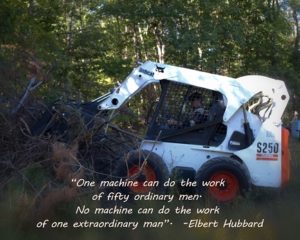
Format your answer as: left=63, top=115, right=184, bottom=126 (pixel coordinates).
left=1, top=0, right=300, bottom=117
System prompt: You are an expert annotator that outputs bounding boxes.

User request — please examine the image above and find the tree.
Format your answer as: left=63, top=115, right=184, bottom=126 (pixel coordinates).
left=0, top=0, right=299, bottom=118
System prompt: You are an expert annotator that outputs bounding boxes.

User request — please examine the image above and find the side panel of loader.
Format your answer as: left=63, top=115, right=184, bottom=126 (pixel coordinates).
left=141, top=140, right=232, bottom=173
left=234, top=119, right=282, bottom=187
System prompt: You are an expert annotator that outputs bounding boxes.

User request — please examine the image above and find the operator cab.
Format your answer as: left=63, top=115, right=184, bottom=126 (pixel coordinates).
left=146, top=80, right=227, bottom=146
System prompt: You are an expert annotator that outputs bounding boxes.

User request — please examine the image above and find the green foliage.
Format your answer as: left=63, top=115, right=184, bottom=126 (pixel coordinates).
left=0, top=0, right=299, bottom=115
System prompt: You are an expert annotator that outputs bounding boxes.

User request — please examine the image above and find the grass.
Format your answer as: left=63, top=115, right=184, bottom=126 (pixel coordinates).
left=0, top=138, right=300, bottom=240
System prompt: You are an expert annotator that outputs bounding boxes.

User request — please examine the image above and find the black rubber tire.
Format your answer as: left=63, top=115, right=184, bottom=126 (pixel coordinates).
left=113, top=150, right=169, bottom=194
left=195, top=157, right=250, bottom=202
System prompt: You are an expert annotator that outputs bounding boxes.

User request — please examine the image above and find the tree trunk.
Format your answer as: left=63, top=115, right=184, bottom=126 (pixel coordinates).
left=292, top=8, right=299, bottom=56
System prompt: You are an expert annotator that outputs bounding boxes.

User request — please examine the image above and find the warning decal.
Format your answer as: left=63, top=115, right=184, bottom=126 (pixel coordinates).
left=256, top=153, right=278, bottom=161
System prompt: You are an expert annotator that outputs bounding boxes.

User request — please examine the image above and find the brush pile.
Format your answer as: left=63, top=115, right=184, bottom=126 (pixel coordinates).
left=0, top=96, right=141, bottom=216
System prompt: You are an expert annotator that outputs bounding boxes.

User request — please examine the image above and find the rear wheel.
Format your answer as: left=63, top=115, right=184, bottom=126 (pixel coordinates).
left=196, top=158, right=250, bottom=202
left=114, top=150, right=169, bottom=194
left=207, top=170, right=240, bottom=202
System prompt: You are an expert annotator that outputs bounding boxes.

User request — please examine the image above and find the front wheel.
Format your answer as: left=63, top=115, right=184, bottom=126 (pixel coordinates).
left=114, top=150, right=169, bottom=194
left=196, top=158, right=250, bottom=202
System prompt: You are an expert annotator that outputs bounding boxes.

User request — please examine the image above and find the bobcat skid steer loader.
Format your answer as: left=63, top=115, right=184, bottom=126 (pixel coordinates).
left=96, top=61, right=290, bottom=202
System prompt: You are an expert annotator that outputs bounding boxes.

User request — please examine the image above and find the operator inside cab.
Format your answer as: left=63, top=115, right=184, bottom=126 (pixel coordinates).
left=147, top=82, right=227, bottom=146
left=187, top=92, right=205, bottom=127
left=167, top=91, right=225, bottom=128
